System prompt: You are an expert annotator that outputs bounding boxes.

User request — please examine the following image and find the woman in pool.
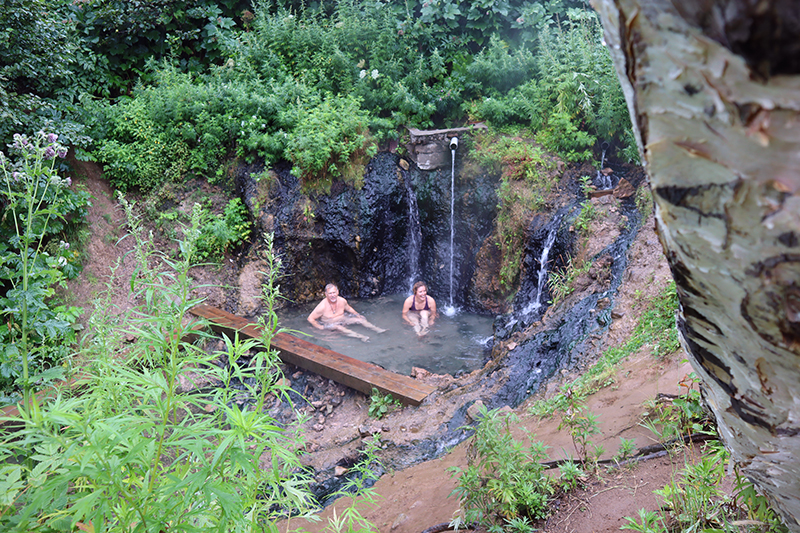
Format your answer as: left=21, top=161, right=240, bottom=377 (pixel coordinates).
left=402, top=281, right=438, bottom=337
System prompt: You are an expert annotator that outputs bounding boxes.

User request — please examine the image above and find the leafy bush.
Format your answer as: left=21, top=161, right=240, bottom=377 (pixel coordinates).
left=470, top=134, right=558, bottom=289
left=623, top=444, right=789, bottom=533
left=286, top=95, right=376, bottom=193
left=69, top=0, right=241, bottom=96
left=449, top=405, right=554, bottom=531
left=465, top=35, right=536, bottom=96
left=196, top=197, right=252, bottom=261
left=0, top=131, right=89, bottom=401
left=0, top=0, right=97, bottom=150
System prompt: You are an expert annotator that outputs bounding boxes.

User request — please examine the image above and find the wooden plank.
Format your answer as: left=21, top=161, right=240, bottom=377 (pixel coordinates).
left=190, top=304, right=435, bottom=405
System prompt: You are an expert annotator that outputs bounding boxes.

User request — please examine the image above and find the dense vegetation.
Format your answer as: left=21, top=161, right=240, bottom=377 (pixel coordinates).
left=0, top=0, right=657, bottom=530
left=2, top=0, right=634, bottom=192
left=0, top=0, right=635, bottom=398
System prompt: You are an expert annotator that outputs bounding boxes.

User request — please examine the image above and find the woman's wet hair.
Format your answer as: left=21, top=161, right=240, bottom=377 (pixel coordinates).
left=412, top=281, right=427, bottom=294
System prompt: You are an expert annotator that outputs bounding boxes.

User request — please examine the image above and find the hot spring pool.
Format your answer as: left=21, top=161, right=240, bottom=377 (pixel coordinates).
left=276, top=294, right=494, bottom=376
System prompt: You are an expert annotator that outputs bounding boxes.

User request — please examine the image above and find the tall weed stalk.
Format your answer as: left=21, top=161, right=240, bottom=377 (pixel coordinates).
left=0, top=132, right=87, bottom=405
left=0, top=199, right=314, bottom=531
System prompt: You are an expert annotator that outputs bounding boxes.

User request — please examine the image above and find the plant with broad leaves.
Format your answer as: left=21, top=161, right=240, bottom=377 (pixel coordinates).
left=0, top=131, right=89, bottom=403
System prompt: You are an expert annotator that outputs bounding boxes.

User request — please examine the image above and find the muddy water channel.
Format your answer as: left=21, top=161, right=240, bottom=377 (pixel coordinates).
left=277, top=294, right=494, bottom=375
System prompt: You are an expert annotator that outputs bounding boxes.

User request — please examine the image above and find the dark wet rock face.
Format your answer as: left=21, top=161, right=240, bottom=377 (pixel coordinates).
left=237, top=153, right=499, bottom=308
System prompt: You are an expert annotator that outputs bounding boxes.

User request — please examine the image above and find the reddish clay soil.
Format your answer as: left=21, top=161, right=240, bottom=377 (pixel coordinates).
left=67, top=162, right=733, bottom=533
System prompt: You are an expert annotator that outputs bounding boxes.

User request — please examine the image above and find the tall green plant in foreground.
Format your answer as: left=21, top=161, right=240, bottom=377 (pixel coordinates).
left=622, top=444, right=788, bottom=533
left=0, top=132, right=89, bottom=404
left=449, top=406, right=554, bottom=532
left=0, top=205, right=314, bottom=531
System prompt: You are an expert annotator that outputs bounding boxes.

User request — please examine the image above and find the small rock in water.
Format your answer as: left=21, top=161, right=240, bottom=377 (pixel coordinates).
left=411, top=367, right=430, bottom=379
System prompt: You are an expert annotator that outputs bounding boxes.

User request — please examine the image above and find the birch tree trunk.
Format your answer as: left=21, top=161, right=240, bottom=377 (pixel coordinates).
left=591, top=0, right=800, bottom=529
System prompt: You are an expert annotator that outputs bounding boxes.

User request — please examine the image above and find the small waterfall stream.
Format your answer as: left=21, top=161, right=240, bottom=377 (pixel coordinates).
left=444, top=140, right=457, bottom=316
left=522, top=218, right=560, bottom=315
left=595, top=143, right=612, bottom=190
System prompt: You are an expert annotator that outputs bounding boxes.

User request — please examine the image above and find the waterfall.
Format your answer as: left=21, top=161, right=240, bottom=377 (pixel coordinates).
left=522, top=221, right=559, bottom=315
left=444, top=142, right=457, bottom=316
left=595, top=143, right=612, bottom=190
left=403, top=170, right=422, bottom=293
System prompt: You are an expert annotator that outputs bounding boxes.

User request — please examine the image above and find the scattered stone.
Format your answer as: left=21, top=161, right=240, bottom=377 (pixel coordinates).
left=596, top=297, right=610, bottom=310
left=326, top=404, right=334, bottom=415
left=334, top=465, right=348, bottom=477
left=317, top=415, right=325, bottom=424
left=612, top=310, right=625, bottom=319
left=358, top=424, right=379, bottom=437
left=292, top=371, right=303, bottom=379
left=411, top=367, right=430, bottom=379
left=467, top=399, right=486, bottom=421
left=614, top=177, right=635, bottom=198
left=204, top=404, right=217, bottom=413
left=381, top=424, right=390, bottom=433
left=391, top=513, right=408, bottom=530
left=311, top=400, right=325, bottom=409
left=398, top=158, right=409, bottom=170
left=312, top=424, right=325, bottom=432
left=507, top=341, right=517, bottom=350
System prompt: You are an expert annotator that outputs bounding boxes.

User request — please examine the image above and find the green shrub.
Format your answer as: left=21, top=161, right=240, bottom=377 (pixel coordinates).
left=368, top=388, right=401, bottom=420
left=196, top=198, right=252, bottom=261
left=285, top=95, right=377, bottom=193
left=465, top=35, right=536, bottom=96
left=449, top=406, right=554, bottom=530
left=623, top=444, right=788, bottom=533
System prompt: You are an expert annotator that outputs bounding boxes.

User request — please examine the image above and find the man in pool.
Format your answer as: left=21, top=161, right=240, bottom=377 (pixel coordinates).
left=402, top=281, right=438, bottom=337
left=307, top=283, right=386, bottom=342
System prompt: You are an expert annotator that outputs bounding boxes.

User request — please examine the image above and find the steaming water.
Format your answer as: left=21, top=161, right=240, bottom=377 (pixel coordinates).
left=277, top=294, right=493, bottom=375
left=444, top=146, right=457, bottom=316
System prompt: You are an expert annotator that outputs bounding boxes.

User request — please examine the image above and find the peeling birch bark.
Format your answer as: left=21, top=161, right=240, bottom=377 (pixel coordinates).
left=592, top=0, right=800, bottom=529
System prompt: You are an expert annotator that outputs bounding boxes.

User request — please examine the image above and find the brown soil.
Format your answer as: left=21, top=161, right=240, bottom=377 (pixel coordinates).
left=67, top=162, right=730, bottom=533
